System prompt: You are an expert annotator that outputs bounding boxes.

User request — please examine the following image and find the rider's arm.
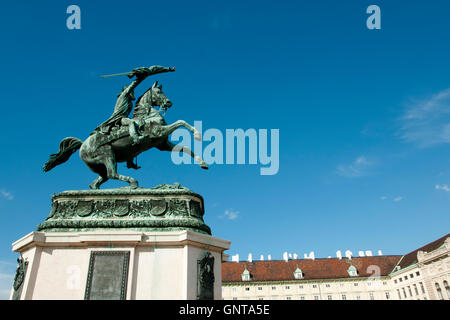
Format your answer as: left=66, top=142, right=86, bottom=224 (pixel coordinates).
left=146, top=65, right=176, bottom=76
left=123, top=66, right=175, bottom=95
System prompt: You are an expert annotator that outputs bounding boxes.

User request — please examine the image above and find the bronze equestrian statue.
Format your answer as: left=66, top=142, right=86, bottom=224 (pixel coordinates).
left=43, top=65, right=208, bottom=189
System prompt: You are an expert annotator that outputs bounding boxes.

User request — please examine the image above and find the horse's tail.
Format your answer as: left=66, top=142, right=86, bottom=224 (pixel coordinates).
left=43, top=137, right=83, bottom=172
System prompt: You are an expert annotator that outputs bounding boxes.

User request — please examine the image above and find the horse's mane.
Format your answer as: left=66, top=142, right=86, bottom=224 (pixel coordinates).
left=135, top=87, right=153, bottom=106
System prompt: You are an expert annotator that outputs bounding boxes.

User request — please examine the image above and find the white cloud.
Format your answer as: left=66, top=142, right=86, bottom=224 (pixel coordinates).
left=393, top=196, right=403, bottom=202
left=399, top=88, right=450, bottom=147
left=337, top=156, right=374, bottom=178
left=220, top=209, right=239, bottom=220
left=0, top=190, right=13, bottom=201
left=380, top=196, right=388, bottom=200
left=436, top=184, right=450, bottom=192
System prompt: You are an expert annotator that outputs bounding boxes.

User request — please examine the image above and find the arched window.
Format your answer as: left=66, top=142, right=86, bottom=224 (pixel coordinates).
left=444, top=281, right=450, bottom=299
left=435, top=282, right=444, bottom=300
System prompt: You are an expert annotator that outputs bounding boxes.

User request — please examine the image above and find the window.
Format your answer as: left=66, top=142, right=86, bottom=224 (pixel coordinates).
left=342, top=294, right=346, bottom=300
left=404, top=276, right=408, bottom=281
left=245, top=288, right=250, bottom=291
left=420, top=282, right=425, bottom=294
left=385, top=292, right=390, bottom=300
left=347, top=265, right=358, bottom=277
left=383, top=281, right=387, bottom=285
left=285, top=286, right=290, bottom=290
left=444, top=281, right=450, bottom=299
left=258, top=287, right=262, bottom=291
left=354, top=283, right=358, bottom=286
left=300, top=296, right=305, bottom=300
left=258, top=298, right=264, bottom=300
left=394, top=279, right=397, bottom=284
left=314, top=296, right=319, bottom=300
left=232, top=288, right=237, bottom=292
left=233, top=297, right=237, bottom=300
left=435, top=283, right=444, bottom=300
left=416, top=271, right=420, bottom=276
left=369, top=293, right=374, bottom=300
left=414, top=284, right=419, bottom=295
left=299, top=285, right=303, bottom=289
left=402, top=288, right=407, bottom=299
left=356, top=295, right=361, bottom=300
left=408, top=286, right=412, bottom=297
left=293, top=268, right=304, bottom=280
left=399, top=278, right=403, bottom=283
left=271, top=286, right=276, bottom=290
left=286, top=297, right=292, bottom=300
left=367, top=282, right=372, bottom=286
left=397, top=289, right=401, bottom=300
left=328, top=295, right=332, bottom=300
left=410, top=273, right=414, bottom=279
left=312, top=284, right=317, bottom=288
left=326, top=284, right=330, bottom=288
left=241, top=268, right=251, bottom=281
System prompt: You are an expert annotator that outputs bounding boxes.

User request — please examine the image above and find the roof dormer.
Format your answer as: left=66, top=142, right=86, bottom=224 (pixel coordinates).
left=294, top=267, right=304, bottom=280
left=241, top=267, right=251, bottom=281
left=347, top=265, right=358, bottom=277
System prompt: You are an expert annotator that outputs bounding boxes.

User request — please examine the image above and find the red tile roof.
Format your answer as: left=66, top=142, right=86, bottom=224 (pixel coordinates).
left=397, top=233, right=449, bottom=270
left=222, top=256, right=402, bottom=283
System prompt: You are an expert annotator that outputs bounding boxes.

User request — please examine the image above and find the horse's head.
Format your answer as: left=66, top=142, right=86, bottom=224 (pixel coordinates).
left=149, top=81, right=172, bottom=111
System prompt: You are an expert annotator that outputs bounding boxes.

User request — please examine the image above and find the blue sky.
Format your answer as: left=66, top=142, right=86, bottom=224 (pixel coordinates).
left=0, top=0, right=449, bottom=298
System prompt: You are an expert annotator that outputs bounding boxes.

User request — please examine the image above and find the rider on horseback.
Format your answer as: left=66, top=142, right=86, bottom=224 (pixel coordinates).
left=93, top=65, right=175, bottom=145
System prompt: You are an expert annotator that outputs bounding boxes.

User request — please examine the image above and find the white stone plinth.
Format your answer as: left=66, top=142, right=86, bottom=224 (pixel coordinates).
left=11, top=230, right=230, bottom=300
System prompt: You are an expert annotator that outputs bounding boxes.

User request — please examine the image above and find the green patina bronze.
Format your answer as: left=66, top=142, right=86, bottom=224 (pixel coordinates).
left=43, top=65, right=208, bottom=190
left=37, top=184, right=211, bottom=235
left=41, top=66, right=211, bottom=235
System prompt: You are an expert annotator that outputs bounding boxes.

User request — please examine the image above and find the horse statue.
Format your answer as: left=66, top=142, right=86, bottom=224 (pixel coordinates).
left=43, top=66, right=207, bottom=189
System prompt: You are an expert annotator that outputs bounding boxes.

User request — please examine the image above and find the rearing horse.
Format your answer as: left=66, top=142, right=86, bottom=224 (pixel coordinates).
left=43, top=81, right=207, bottom=189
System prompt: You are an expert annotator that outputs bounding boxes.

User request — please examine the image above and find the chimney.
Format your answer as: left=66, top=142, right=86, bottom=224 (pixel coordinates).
left=268, top=255, right=272, bottom=261
left=345, top=250, right=352, bottom=260
left=303, top=253, right=308, bottom=259
left=309, top=251, right=315, bottom=260
left=365, top=250, right=373, bottom=257
left=293, top=253, right=298, bottom=260
left=358, top=251, right=365, bottom=257
left=288, top=253, right=293, bottom=259
left=260, top=255, right=264, bottom=261
left=336, top=250, right=342, bottom=260
left=232, top=254, right=239, bottom=263
left=248, top=253, right=253, bottom=263
left=283, top=252, right=288, bottom=262
left=378, top=250, right=383, bottom=256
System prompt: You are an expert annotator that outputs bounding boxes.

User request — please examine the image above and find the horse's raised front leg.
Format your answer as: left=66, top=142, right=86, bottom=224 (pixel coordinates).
left=157, top=141, right=208, bottom=169
left=161, top=120, right=201, bottom=141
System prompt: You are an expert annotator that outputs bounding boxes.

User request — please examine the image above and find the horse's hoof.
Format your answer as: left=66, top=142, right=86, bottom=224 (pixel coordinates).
left=130, top=182, right=139, bottom=189
left=200, top=163, right=208, bottom=170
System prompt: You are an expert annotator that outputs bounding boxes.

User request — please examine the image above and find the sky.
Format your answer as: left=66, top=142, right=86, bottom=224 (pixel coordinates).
left=0, top=0, right=449, bottom=299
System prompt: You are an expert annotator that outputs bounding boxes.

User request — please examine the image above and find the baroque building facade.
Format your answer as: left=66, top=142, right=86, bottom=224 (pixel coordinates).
left=222, top=234, right=449, bottom=300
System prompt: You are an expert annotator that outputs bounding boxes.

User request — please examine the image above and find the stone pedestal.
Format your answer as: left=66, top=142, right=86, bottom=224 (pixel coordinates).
left=10, top=185, right=231, bottom=300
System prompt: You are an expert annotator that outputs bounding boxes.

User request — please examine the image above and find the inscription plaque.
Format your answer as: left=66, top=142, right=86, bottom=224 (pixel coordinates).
left=84, top=251, right=130, bottom=300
